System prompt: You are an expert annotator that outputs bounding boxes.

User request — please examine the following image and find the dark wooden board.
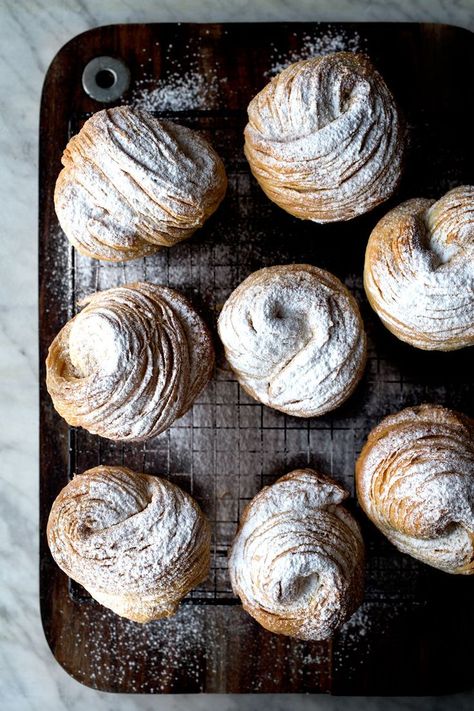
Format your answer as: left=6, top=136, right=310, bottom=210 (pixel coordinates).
left=39, top=22, right=474, bottom=694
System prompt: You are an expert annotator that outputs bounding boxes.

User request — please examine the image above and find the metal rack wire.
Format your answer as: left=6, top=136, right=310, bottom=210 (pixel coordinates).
left=66, top=110, right=469, bottom=606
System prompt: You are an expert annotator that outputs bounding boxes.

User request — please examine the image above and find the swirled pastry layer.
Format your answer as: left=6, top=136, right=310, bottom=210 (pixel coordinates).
left=356, top=405, right=474, bottom=574
left=229, top=468, right=364, bottom=640
left=46, top=282, right=214, bottom=441
left=54, top=106, right=227, bottom=261
left=47, top=466, right=211, bottom=622
left=217, top=264, right=367, bottom=417
left=364, top=186, right=474, bottom=350
left=244, top=52, right=404, bottom=222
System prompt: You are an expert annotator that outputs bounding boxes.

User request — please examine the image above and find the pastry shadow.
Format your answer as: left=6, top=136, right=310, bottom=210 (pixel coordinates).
left=334, top=518, right=474, bottom=695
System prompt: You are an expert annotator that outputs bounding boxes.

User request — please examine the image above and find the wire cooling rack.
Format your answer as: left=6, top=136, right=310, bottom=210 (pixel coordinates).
left=66, top=107, right=472, bottom=605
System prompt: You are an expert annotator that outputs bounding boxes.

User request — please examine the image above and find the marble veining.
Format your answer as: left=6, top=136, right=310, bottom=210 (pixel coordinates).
left=0, top=1, right=473, bottom=709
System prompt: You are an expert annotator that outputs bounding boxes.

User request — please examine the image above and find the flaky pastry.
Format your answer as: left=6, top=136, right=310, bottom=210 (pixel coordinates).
left=217, top=264, right=367, bottom=417
left=54, top=106, right=227, bottom=261
left=229, top=468, right=365, bottom=640
left=364, top=186, right=474, bottom=350
left=244, top=52, right=404, bottom=222
left=46, top=282, right=214, bottom=441
left=47, top=465, right=211, bottom=621
left=356, top=405, right=474, bottom=574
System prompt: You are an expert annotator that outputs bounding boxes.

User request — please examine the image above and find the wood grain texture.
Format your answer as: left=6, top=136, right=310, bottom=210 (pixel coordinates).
left=39, top=22, right=474, bottom=694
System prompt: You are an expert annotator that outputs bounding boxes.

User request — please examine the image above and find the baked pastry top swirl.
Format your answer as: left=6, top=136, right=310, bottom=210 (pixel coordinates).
left=364, top=186, right=474, bottom=350
left=244, top=52, right=404, bottom=222
left=229, top=468, right=365, bottom=640
left=217, top=264, right=367, bottom=417
left=54, top=106, right=227, bottom=261
left=47, top=465, right=211, bottom=622
left=356, top=405, right=474, bottom=574
left=46, top=282, right=214, bottom=441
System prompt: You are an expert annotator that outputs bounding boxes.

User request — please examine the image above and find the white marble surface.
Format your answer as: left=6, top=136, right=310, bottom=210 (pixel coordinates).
left=0, top=1, right=473, bottom=709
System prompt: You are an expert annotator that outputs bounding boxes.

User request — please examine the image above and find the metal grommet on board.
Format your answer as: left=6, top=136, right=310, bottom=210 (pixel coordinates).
left=82, top=56, right=131, bottom=102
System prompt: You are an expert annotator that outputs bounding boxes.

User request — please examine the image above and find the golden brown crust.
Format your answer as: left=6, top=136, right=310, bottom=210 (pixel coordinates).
left=54, top=106, right=227, bottom=261
left=229, top=468, right=365, bottom=640
left=46, top=282, right=214, bottom=441
left=356, top=404, right=474, bottom=574
left=244, top=52, right=404, bottom=222
left=47, top=465, right=211, bottom=622
left=364, top=186, right=474, bottom=350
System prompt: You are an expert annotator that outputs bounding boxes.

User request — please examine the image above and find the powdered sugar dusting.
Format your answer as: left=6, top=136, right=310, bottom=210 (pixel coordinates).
left=245, top=53, right=404, bottom=223
left=47, top=466, right=210, bottom=621
left=266, top=28, right=365, bottom=76
left=55, top=106, right=226, bottom=261
left=129, top=37, right=224, bottom=113
left=133, top=70, right=221, bottom=112
left=46, top=282, right=213, bottom=441
left=365, top=186, right=474, bottom=350
left=218, top=264, right=367, bottom=417
left=69, top=311, right=123, bottom=376
left=357, top=405, right=474, bottom=573
left=69, top=602, right=333, bottom=692
left=229, top=469, right=364, bottom=640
